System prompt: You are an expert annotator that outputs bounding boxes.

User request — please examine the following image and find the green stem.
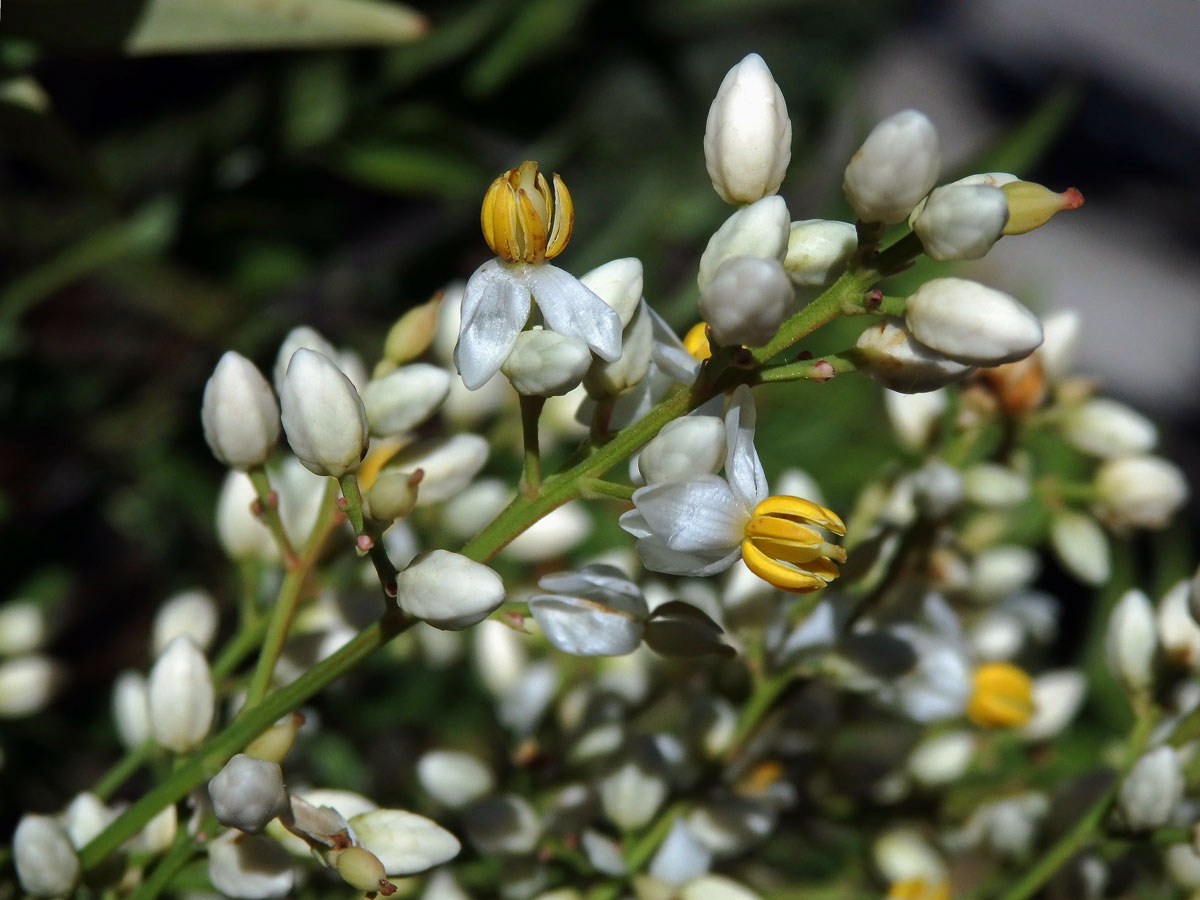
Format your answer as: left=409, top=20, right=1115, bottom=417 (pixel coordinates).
left=337, top=472, right=399, bottom=599
left=243, top=480, right=340, bottom=710
left=520, top=394, right=545, bottom=495
left=755, top=352, right=858, bottom=385
left=78, top=608, right=415, bottom=871
left=129, top=821, right=197, bottom=900
left=582, top=478, right=635, bottom=501
left=93, top=740, right=155, bottom=801
left=723, top=669, right=793, bottom=765
left=211, top=616, right=270, bottom=682
left=247, top=466, right=298, bottom=565
left=751, top=269, right=878, bottom=364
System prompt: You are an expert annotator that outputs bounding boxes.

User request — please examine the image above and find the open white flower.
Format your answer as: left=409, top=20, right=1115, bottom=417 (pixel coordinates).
left=454, top=161, right=622, bottom=390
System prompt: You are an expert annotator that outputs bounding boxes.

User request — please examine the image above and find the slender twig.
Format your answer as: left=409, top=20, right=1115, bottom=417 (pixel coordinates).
left=93, top=740, right=155, bottom=801
left=581, top=478, right=635, bottom=501
left=337, top=472, right=399, bottom=600
left=247, top=465, right=298, bottom=566
left=129, top=820, right=197, bottom=900
left=520, top=394, right=545, bottom=496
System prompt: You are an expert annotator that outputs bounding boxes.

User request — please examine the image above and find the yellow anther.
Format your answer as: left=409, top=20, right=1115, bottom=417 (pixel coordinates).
left=480, top=161, right=574, bottom=264
left=741, top=495, right=847, bottom=593
left=683, top=321, right=712, bottom=362
left=886, top=878, right=951, bottom=900
left=966, top=662, right=1035, bottom=728
left=1000, top=181, right=1083, bottom=235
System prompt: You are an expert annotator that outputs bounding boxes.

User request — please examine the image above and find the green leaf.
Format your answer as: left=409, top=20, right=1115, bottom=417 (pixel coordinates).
left=2, top=0, right=428, bottom=54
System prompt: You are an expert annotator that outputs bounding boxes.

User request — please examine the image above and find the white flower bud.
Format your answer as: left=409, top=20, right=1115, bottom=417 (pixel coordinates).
left=112, top=670, right=151, bottom=749
left=1106, top=589, right=1157, bottom=695
left=0, top=655, right=62, bottom=718
left=349, top=808, right=462, bottom=875
left=208, top=830, right=294, bottom=900
left=13, top=814, right=81, bottom=898
left=464, top=794, right=542, bottom=854
left=366, top=470, right=421, bottom=522
left=600, top=739, right=669, bottom=830
left=1119, top=746, right=1183, bottom=830
left=216, top=471, right=278, bottom=562
left=964, top=463, right=1030, bottom=507
left=583, top=828, right=628, bottom=876
left=63, top=792, right=119, bottom=849
left=133, top=803, right=177, bottom=855
left=1094, top=455, right=1188, bottom=530
left=1165, top=844, right=1200, bottom=889
left=909, top=172, right=1017, bottom=224
left=697, top=196, right=790, bottom=292
left=678, top=875, right=760, bottom=900
left=362, top=363, right=451, bottom=436
left=474, top=619, right=528, bottom=697
left=531, top=565, right=649, bottom=657
left=1020, top=669, right=1086, bottom=741
left=884, top=388, right=946, bottom=451
left=913, top=184, right=1008, bottom=261
left=1157, top=580, right=1200, bottom=667
left=0, top=600, right=50, bottom=656
left=1049, top=510, right=1110, bottom=586
left=905, top=278, right=1043, bottom=366
left=148, top=636, right=214, bottom=753
left=783, top=219, right=857, bottom=287
left=417, top=750, right=494, bottom=809
left=504, top=502, right=591, bottom=563
left=855, top=317, right=974, bottom=393
left=388, top=434, right=489, bottom=506
left=639, top=416, right=726, bottom=484
left=704, top=53, right=791, bottom=206
left=585, top=305, right=654, bottom=397
left=1061, top=398, right=1157, bottom=459
left=873, top=827, right=947, bottom=885
left=969, top=546, right=1039, bottom=601
left=152, top=589, right=219, bottom=656
left=911, top=460, right=963, bottom=518
left=272, top=325, right=338, bottom=393
left=649, top=819, right=711, bottom=887
left=580, top=258, right=644, bottom=329
left=843, top=109, right=940, bottom=224
left=397, top=550, right=505, bottom=630
left=210, top=754, right=287, bottom=833
left=1039, top=309, right=1081, bottom=380
left=699, top=256, right=794, bottom=348
left=501, top=329, right=593, bottom=397
left=279, top=348, right=369, bottom=477
left=908, top=731, right=974, bottom=786
left=201, top=351, right=280, bottom=470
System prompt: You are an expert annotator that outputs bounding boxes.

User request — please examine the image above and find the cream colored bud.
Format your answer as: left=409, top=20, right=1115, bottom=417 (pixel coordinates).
left=272, top=325, right=339, bottom=393
left=208, top=830, right=294, bottom=900
left=1165, top=844, right=1200, bottom=890
left=699, top=256, right=794, bottom=348
left=1001, top=181, right=1084, bottom=235
left=502, top=328, right=593, bottom=397
left=913, top=184, right=1008, bottom=261
left=884, top=388, right=946, bottom=450
left=911, top=460, right=964, bottom=519
left=908, top=730, right=975, bottom=786
left=133, top=802, right=178, bottom=855
left=362, top=363, right=451, bottom=436
left=148, top=636, right=214, bottom=753
left=854, top=317, right=974, bottom=393
left=112, top=670, right=151, bottom=749
left=1157, top=580, right=1200, bottom=667
left=244, top=713, right=302, bottom=763
left=909, top=172, right=1017, bottom=224
left=152, top=589, right=219, bottom=656
left=397, top=550, right=505, bottom=630
left=64, top=792, right=118, bottom=849
left=1039, top=309, right=1081, bottom=380
left=387, top=434, right=489, bottom=506
left=585, top=305, right=654, bottom=397
left=599, top=739, right=669, bottom=830
left=969, top=546, right=1039, bottom=601
left=349, top=808, right=462, bottom=875
left=1106, top=589, right=1157, bottom=695
left=201, top=351, right=281, bottom=470
left=783, top=218, right=857, bottom=287
left=1020, top=670, right=1086, bottom=741
left=0, top=599, right=51, bottom=656
left=639, top=416, right=726, bottom=484
left=210, top=754, right=288, bottom=833
left=843, top=110, right=940, bottom=224
left=417, top=750, right=494, bottom=809
left=383, top=294, right=442, bottom=365
left=1062, top=398, right=1157, bottom=459
left=697, top=196, right=790, bottom=291
left=873, top=827, right=947, bottom=885
left=1119, top=746, right=1183, bottom=830
left=13, top=814, right=81, bottom=898
left=704, top=53, right=792, bottom=205
left=216, top=471, right=277, bottom=562
left=0, top=655, right=61, bottom=718
left=1094, top=455, right=1189, bottom=530
left=579, top=257, right=644, bottom=328
left=279, top=348, right=369, bottom=477
left=366, top=470, right=422, bottom=523
left=964, top=463, right=1030, bottom=507
left=1050, top=510, right=1110, bottom=585
left=906, top=278, right=1042, bottom=366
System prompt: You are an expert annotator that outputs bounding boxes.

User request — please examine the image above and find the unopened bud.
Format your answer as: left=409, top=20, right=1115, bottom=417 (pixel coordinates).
left=383, top=293, right=442, bottom=365
left=884, top=388, right=946, bottom=450
left=1157, top=579, right=1200, bottom=668
left=279, top=348, right=369, bottom=477
left=245, top=713, right=303, bottom=763
left=1001, top=181, right=1083, bottom=235
left=148, top=636, right=214, bottom=753
left=63, top=792, right=118, bottom=850
left=1020, top=670, right=1086, bottom=741
left=362, top=364, right=450, bottom=436
left=908, top=731, right=974, bottom=786
left=13, top=814, right=81, bottom=898
left=704, top=53, right=791, bottom=205
left=152, top=589, right=219, bottom=656
left=1062, top=398, right=1157, bottom=459
left=417, top=750, right=495, bottom=809
left=854, top=317, right=974, bottom=393
left=216, top=470, right=278, bottom=562
left=697, top=196, right=790, bottom=291
left=273, top=325, right=339, bottom=394
left=584, top=305, right=654, bottom=397
left=1119, top=746, right=1183, bottom=831
left=201, top=351, right=281, bottom=470
left=499, top=328, right=592, bottom=397
left=1049, top=510, right=1110, bottom=586
left=209, top=754, right=287, bottom=833
left=699, top=255, right=794, bottom=348
left=387, top=434, right=488, bottom=506
left=599, top=738, right=669, bottom=830
left=638, top=416, right=726, bottom=484
left=1094, top=455, right=1188, bottom=530
left=964, top=463, right=1030, bottom=508
left=905, top=278, right=1042, bottom=366
left=112, top=670, right=151, bottom=749
left=208, top=830, right=294, bottom=900
left=0, top=655, right=61, bottom=718
left=913, top=184, right=1008, bottom=261
left=843, top=109, right=940, bottom=224
left=397, top=550, right=505, bottom=630
left=783, top=219, right=857, bottom=287
left=1106, top=589, right=1157, bottom=694
left=366, top=469, right=422, bottom=523
left=580, top=257, right=644, bottom=328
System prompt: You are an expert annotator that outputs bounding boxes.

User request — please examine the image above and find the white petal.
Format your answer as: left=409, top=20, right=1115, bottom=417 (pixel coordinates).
left=722, top=386, right=767, bottom=508
left=635, top=532, right=742, bottom=577
left=529, top=265, right=623, bottom=361
left=349, top=809, right=461, bottom=876
left=633, top=476, right=747, bottom=554
left=455, top=260, right=531, bottom=390
left=207, top=831, right=294, bottom=900
left=530, top=594, right=646, bottom=656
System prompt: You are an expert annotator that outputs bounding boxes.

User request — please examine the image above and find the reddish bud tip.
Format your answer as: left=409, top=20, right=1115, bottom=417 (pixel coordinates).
left=356, top=535, right=375, bottom=552
left=864, top=289, right=883, bottom=308
left=265, top=491, right=279, bottom=510
left=1061, top=187, right=1084, bottom=210
left=377, top=880, right=397, bottom=896
left=811, top=360, right=835, bottom=382
left=335, top=497, right=348, bottom=510
left=407, top=468, right=425, bottom=487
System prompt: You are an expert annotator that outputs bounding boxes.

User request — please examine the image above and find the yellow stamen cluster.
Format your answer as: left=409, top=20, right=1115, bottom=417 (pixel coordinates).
left=741, top=495, right=847, bottom=593
left=966, top=661, right=1035, bottom=728
left=886, top=878, right=951, bottom=900
left=683, top=321, right=712, bottom=362
left=480, top=160, right=574, bottom=264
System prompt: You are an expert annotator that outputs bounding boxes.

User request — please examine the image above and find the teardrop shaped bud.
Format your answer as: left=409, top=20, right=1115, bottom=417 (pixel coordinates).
left=279, top=348, right=369, bottom=477
left=783, top=218, right=857, bottom=287
left=201, top=351, right=281, bottom=470
left=854, top=317, right=974, bottom=393
left=913, top=184, right=1009, bottom=261
left=397, top=550, right=505, bottom=631
left=1001, top=181, right=1084, bottom=235
left=905, top=278, right=1043, bottom=366
left=697, top=196, right=790, bottom=291
left=501, top=328, right=593, bottom=397
left=148, top=636, right=214, bottom=753
left=843, top=110, right=940, bottom=224
left=699, top=256, right=794, bottom=348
